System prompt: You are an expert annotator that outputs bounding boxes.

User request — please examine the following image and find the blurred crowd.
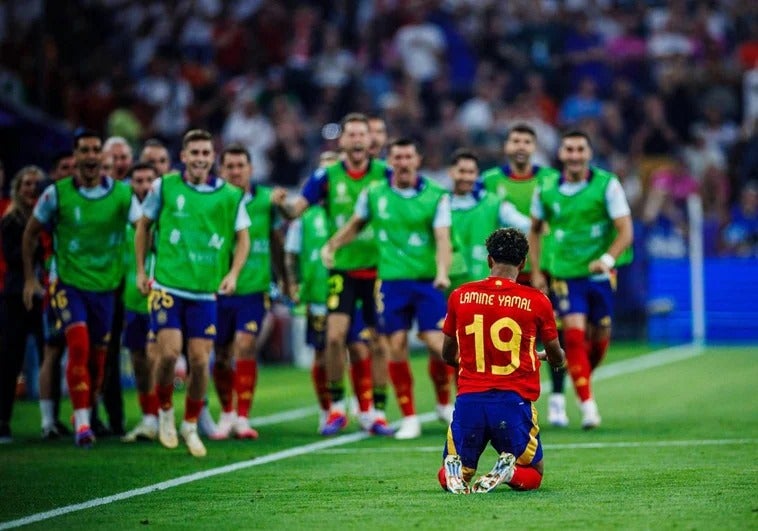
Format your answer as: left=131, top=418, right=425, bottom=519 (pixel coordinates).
left=0, top=0, right=757, bottom=256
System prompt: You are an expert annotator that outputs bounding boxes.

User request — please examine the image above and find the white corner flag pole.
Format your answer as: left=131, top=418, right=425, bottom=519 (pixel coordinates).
left=687, top=194, right=706, bottom=346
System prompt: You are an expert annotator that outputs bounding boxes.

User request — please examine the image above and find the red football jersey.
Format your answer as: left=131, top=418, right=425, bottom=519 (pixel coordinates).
left=443, top=276, right=558, bottom=401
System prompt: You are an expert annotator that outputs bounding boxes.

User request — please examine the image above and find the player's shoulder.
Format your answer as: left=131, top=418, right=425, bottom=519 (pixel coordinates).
left=480, top=166, right=503, bottom=180
left=515, top=282, right=553, bottom=306
left=535, top=165, right=560, bottom=179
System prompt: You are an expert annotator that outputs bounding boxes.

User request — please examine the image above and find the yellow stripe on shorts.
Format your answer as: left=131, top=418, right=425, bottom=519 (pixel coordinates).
left=517, top=403, right=540, bottom=466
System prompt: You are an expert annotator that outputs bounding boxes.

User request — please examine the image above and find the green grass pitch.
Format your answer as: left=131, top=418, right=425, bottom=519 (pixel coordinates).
left=0, top=343, right=756, bottom=530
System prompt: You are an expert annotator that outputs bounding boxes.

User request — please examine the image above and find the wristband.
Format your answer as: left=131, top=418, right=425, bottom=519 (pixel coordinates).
left=600, top=253, right=615, bottom=269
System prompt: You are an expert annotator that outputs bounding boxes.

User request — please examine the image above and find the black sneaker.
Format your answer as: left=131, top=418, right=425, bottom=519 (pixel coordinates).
left=54, top=419, right=71, bottom=436
left=41, top=425, right=61, bottom=440
left=91, top=418, right=112, bottom=438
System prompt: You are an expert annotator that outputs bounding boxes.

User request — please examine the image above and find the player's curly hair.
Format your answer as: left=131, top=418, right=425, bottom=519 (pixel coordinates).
left=485, top=228, right=529, bottom=266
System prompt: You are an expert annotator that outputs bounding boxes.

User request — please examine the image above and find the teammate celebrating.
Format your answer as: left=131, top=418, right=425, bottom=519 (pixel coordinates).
left=438, top=228, right=565, bottom=494
left=134, top=129, right=251, bottom=457
left=449, top=148, right=533, bottom=288
left=121, top=162, right=160, bottom=443
left=210, top=144, right=286, bottom=440
left=139, top=139, right=172, bottom=176
left=322, top=138, right=453, bottom=439
left=529, top=130, right=633, bottom=429
left=22, top=129, right=133, bottom=447
left=481, top=124, right=568, bottom=427
left=283, top=113, right=389, bottom=436
left=38, top=151, right=76, bottom=439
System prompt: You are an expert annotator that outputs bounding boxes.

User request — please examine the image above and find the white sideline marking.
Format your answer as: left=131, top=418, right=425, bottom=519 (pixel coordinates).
left=0, top=343, right=708, bottom=529
left=315, top=439, right=758, bottom=454
left=251, top=406, right=318, bottom=427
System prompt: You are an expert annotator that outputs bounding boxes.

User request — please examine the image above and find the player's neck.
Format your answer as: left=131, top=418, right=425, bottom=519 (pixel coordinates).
left=489, top=264, right=519, bottom=280
left=77, top=174, right=101, bottom=189
left=392, top=174, right=418, bottom=189
left=564, top=168, right=590, bottom=183
left=344, top=157, right=368, bottom=173
left=509, top=161, right=531, bottom=177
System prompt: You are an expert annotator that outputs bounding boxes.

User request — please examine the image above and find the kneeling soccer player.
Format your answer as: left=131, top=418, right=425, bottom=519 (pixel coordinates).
left=436, top=228, right=565, bottom=493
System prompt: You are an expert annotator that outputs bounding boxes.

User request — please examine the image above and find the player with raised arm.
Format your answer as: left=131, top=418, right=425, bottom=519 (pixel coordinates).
left=210, top=144, right=286, bottom=440
left=437, top=228, right=565, bottom=494
left=529, top=130, right=633, bottom=429
left=22, top=129, right=133, bottom=447
left=134, top=129, right=251, bottom=457
left=481, top=124, right=568, bottom=427
left=121, top=162, right=160, bottom=443
left=322, top=138, right=453, bottom=439
left=282, top=113, right=390, bottom=436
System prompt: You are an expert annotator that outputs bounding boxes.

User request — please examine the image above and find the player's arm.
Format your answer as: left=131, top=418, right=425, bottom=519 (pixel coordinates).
left=321, top=188, right=370, bottom=268
left=281, top=194, right=309, bottom=220
left=528, top=186, right=547, bottom=292
left=321, top=214, right=367, bottom=268
left=589, top=179, right=634, bottom=274
left=21, top=216, right=44, bottom=310
left=283, top=219, right=302, bottom=302
left=433, top=194, right=452, bottom=290
left=219, top=227, right=251, bottom=295
left=280, top=169, right=325, bottom=220
left=270, top=225, right=288, bottom=297
left=499, top=201, right=532, bottom=233
left=441, top=334, right=459, bottom=368
left=538, top=338, right=566, bottom=370
left=134, top=216, right=153, bottom=295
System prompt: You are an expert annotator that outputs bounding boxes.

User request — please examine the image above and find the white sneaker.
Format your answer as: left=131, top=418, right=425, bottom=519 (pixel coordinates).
left=358, top=410, right=375, bottom=431
left=394, top=415, right=421, bottom=440
left=436, top=403, right=454, bottom=425
left=232, top=416, right=258, bottom=439
left=472, top=452, right=516, bottom=493
left=121, top=416, right=159, bottom=442
left=317, top=409, right=328, bottom=434
left=158, top=408, right=178, bottom=449
left=443, top=455, right=469, bottom=494
left=210, top=411, right=236, bottom=440
left=580, top=398, right=601, bottom=430
left=347, top=396, right=359, bottom=417
left=198, top=406, right=218, bottom=437
left=180, top=421, right=207, bottom=457
left=548, top=393, right=569, bottom=427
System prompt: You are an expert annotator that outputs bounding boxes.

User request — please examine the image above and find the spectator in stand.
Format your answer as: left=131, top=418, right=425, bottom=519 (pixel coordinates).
left=722, top=182, right=758, bottom=257
left=559, top=77, right=604, bottom=128
left=222, top=92, right=276, bottom=183
left=630, top=94, right=679, bottom=188
left=136, top=56, right=193, bottom=153
left=0, top=166, right=46, bottom=443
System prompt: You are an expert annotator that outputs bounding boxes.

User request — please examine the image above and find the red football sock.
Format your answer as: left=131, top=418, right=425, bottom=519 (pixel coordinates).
left=138, top=392, right=160, bottom=416
left=213, top=364, right=235, bottom=413
left=564, top=328, right=592, bottom=402
left=234, top=359, right=257, bottom=418
left=311, top=363, right=330, bottom=411
left=184, top=397, right=204, bottom=423
left=589, top=337, right=610, bottom=371
left=349, top=357, right=373, bottom=413
left=156, top=384, right=174, bottom=411
left=428, top=356, right=454, bottom=405
left=509, top=466, right=543, bottom=491
left=388, top=360, right=415, bottom=417
left=64, top=324, right=91, bottom=411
